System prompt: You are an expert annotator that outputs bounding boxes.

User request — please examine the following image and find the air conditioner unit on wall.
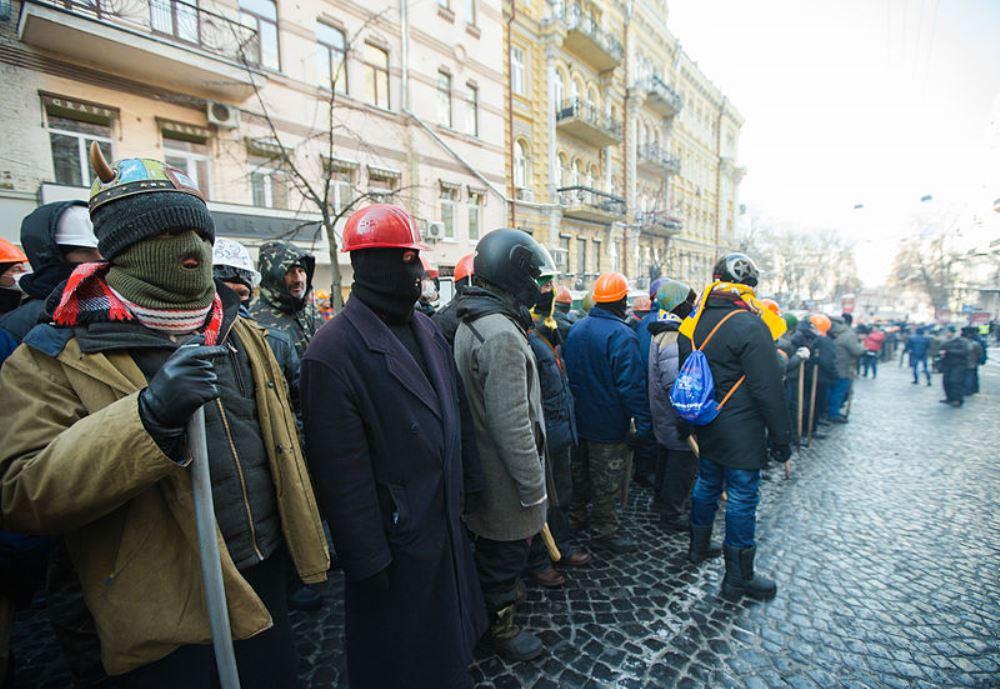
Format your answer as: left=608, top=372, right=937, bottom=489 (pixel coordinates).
left=207, top=101, right=240, bottom=129
left=425, top=221, right=445, bottom=241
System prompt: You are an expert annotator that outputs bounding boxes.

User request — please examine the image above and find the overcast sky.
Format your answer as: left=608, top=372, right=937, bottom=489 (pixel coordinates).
left=668, top=0, right=1000, bottom=285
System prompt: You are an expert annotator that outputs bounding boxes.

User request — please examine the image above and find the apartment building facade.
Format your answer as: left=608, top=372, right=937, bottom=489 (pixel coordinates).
left=0, top=0, right=509, bottom=300
left=503, top=0, right=744, bottom=294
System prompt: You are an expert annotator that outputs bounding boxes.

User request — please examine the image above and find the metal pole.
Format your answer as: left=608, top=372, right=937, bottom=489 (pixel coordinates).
left=188, top=406, right=241, bottom=689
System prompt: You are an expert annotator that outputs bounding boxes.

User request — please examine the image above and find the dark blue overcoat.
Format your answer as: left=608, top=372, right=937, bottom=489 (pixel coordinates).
left=301, top=297, right=486, bottom=689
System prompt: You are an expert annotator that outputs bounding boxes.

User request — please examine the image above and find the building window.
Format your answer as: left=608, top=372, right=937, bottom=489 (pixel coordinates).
left=164, top=137, right=210, bottom=198
left=240, top=0, right=279, bottom=70
left=368, top=168, right=400, bottom=203
left=316, top=22, right=347, bottom=93
left=439, top=184, right=459, bottom=239
left=513, top=139, right=529, bottom=189
left=150, top=0, right=198, bottom=43
left=465, top=0, right=476, bottom=25
left=464, top=82, right=479, bottom=136
left=437, top=70, right=453, bottom=127
left=467, top=190, right=483, bottom=240
left=593, top=239, right=602, bottom=273
left=557, top=235, right=570, bottom=273
left=510, top=45, right=526, bottom=96
left=557, top=153, right=568, bottom=187
left=572, top=159, right=582, bottom=186
left=327, top=162, right=356, bottom=214
left=553, top=69, right=564, bottom=110
left=364, top=43, right=391, bottom=109
left=249, top=157, right=288, bottom=209
left=48, top=115, right=113, bottom=187
left=576, top=238, right=587, bottom=276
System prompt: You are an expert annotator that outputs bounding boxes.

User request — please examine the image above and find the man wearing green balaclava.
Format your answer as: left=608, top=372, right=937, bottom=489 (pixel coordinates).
left=0, top=146, right=329, bottom=686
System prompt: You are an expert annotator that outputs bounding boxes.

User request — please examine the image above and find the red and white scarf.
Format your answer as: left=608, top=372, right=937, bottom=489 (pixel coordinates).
left=52, top=262, right=223, bottom=344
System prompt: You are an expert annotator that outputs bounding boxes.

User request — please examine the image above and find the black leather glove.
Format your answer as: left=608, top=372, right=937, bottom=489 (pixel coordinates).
left=676, top=420, right=693, bottom=441
left=770, top=444, right=792, bottom=464
left=139, top=335, right=228, bottom=431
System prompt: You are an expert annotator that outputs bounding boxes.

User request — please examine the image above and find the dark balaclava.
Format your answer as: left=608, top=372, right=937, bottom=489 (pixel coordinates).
left=596, top=296, right=628, bottom=320
left=106, top=230, right=216, bottom=309
left=350, top=248, right=424, bottom=324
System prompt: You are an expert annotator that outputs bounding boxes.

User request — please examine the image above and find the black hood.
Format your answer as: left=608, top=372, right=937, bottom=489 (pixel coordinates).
left=18, top=201, right=88, bottom=300
left=456, top=285, right=533, bottom=332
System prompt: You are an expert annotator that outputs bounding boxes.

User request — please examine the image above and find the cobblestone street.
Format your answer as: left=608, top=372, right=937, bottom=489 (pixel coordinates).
left=9, top=355, right=1000, bottom=688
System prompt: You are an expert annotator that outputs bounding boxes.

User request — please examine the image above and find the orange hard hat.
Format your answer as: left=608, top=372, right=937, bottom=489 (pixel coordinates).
left=0, top=238, right=28, bottom=264
left=454, top=253, right=475, bottom=283
left=632, top=295, right=652, bottom=312
left=420, top=255, right=439, bottom=279
left=555, top=286, right=572, bottom=304
left=809, top=313, right=831, bottom=335
left=341, top=204, right=424, bottom=252
left=759, top=298, right=780, bottom=316
left=592, top=272, right=629, bottom=303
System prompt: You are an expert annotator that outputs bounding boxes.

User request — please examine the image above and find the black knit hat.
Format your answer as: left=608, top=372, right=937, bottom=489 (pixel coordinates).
left=92, top=191, right=215, bottom=260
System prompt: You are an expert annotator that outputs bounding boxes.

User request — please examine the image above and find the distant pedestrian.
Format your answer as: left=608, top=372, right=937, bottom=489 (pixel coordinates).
left=902, top=327, right=932, bottom=385
left=961, top=326, right=984, bottom=396
left=861, top=326, right=885, bottom=378
left=432, top=252, right=474, bottom=347
left=251, top=240, right=323, bottom=359
left=552, top=286, right=576, bottom=342
left=938, top=327, right=970, bottom=407
left=828, top=315, right=864, bottom=422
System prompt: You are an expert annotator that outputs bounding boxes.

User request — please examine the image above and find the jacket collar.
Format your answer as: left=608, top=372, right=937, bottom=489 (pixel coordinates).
left=343, top=297, right=444, bottom=420
left=589, top=306, right=626, bottom=323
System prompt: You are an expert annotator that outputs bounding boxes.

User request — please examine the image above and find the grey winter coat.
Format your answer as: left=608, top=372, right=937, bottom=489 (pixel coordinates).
left=647, top=321, right=688, bottom=452
left=454, top=311, right=547, bottom=542
left=830, top=318, right=864, bottom=379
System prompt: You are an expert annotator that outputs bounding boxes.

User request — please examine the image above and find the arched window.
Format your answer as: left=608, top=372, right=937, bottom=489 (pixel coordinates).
left=514, top=139, right=529, bottom=188
left=572, top=159, right=582, bottom=186
left=571, top=78, right=583, bottom=103
left=557, top=152, right=569, bottom=187
left=587, top=85, right=599, bottom=110
left=586, top=163, right=598, bottom=189
left=554, top=69, right=565, bottom=109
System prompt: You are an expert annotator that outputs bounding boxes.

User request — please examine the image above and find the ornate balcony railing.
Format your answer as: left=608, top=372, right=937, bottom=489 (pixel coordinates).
left=561, top=6, right=623, bottom=61
left=557, top=185, right=626, bottom=217
left=637, top=144, right=681, bottom=175
left=556, top=98, right=623, bottom=140
left=640, top=74, right=683, bottom=115
left=636, top=210, right=683, bottom=234
left=55, top=0, right=258, bottom=64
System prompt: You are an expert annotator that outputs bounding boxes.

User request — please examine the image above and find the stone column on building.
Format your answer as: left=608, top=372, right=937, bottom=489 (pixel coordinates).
left=546, top=40, right=559, bottom=203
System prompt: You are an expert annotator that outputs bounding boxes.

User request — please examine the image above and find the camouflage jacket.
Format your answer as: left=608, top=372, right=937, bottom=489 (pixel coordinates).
left=250, top=240, right=324, bottom=358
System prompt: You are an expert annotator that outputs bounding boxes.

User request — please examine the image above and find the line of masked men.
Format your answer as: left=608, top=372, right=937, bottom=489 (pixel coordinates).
left=0, top=149, right=798, bottom=689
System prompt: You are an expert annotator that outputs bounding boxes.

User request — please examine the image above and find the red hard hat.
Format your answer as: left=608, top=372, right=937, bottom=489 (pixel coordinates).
left=555, top=286, right=572, bottom=304
left=0, top=238, right=28, bottom=264
left=341, top=204, right=425, bottom=252
left=454, top=253, right=475, bottom=283
left=421, top=255, right=439, bottom=279
left=593, top=272, right=629, bottom=303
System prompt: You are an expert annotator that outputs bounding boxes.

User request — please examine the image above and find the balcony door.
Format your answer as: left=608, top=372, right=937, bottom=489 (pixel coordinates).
left=150, top=0, right=199, bottom=45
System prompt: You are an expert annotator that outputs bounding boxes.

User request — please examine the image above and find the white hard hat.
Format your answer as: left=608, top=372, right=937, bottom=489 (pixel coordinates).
left=212, top=237, right=261, bottom=289
left=55, top=205, right=99, bottom=248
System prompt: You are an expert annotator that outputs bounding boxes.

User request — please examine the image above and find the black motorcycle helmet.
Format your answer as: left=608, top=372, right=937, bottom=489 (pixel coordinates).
left=712, top=252, right=759, bottom=287
left=473, top=228, right=557, bottom=307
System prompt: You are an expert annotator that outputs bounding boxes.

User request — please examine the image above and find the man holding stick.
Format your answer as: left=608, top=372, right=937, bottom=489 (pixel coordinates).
left=0, top=146, right=328, bottom=686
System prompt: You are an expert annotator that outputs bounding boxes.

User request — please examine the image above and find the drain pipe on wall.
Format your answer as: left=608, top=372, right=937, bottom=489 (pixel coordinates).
left=400, top=0, right=409, bottom=111
left=506, top=0, right=517, bottom=226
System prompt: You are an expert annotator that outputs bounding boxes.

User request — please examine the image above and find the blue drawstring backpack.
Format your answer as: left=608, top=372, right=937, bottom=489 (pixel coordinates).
left=670, top=310, right=746, bottom=425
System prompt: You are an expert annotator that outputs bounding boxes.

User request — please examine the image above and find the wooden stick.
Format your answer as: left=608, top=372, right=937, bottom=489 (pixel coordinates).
left=784, top=459, right=792, bottom=479
left=807, top=366, right=819, bottom=448
left=685, top=435, right=700, bottom=458
left=540, top=523, right=561, bottom=562
left=796, top=360, right=805, bottom=442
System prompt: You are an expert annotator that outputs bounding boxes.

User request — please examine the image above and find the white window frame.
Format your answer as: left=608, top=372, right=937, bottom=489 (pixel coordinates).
left=163, top=140, right=211, bottom=198
left=511, top=45, right=526, bottom=96
left=437, top=70, right=453, bottom=128
left=513, top=140, right=529, bottom=189
left=467, top=190, right=483, bottom=240
left=47, top=119, right=113, bottom=188
left=250, top=164, right=287, bottom=209
left=464, top=82, right=479, bottom=137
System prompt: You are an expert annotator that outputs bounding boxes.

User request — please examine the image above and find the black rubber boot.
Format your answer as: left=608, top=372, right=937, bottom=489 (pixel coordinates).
left=687, top=524, right=722, bottom=564
left=722, top=545, right=777, bottom=600
left=489, top=605, right=544, bottom=662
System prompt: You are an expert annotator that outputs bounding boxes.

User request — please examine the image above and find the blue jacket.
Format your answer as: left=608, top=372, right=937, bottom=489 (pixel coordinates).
left=528, top=328, right=578, bottom=455
left=904, top=334, right=930, bottom=361
left=563, top=306, right=653, bottom=443
left=636, top=311, right=659, bottom=381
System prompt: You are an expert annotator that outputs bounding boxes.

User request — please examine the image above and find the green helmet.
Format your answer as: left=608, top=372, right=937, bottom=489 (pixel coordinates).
left=783, top=313, right=799, bottom=330
left=654, top=278, right=693, bottom=314
left=581, top=291, right=594, bottom=314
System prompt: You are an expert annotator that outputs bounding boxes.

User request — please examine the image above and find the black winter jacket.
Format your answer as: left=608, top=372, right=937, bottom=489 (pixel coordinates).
left=678, top=294, right=791, bottom=469
left=528, top=324, right=577, bottom=455
left=432, top=294, right=463, bottom=347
